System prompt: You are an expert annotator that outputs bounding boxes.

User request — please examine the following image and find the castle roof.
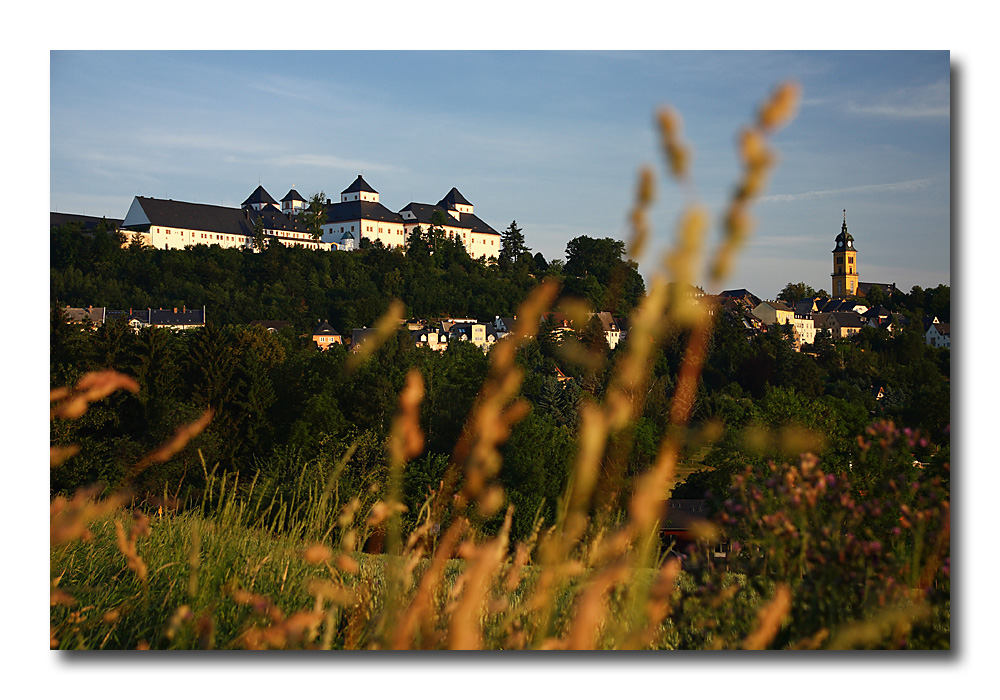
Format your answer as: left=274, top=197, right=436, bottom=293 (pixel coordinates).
left=51, top=212, right=123, bottom=232
left=281, top=189, right=306, bottom=203
left=249, top=205, right=311, bottom=235
left=342, top=175, right=378, bottom=195
left=399, top=202, right=499, bottom=235
left=325, top=199, right=405, bottom=225
left=459, top=212, right=499, bottom=236
left=438, top=187, right=472, bottom=208
left=125, top=197, right=256, bottom=237
left=242, top=185, right=277, bottom=206
left=400, top=202, right=462, bottom=228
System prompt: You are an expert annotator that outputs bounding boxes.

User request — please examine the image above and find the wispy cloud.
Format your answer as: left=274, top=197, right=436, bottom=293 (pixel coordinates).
left=844, top=80, right=949, bottom=120
left=246, top=81, right=319, bottom=103
left=265, top=153, right=403, bottom=173
left=130, top=129, right=273, bottom=156
left=761, top=178, right=935, bottom=203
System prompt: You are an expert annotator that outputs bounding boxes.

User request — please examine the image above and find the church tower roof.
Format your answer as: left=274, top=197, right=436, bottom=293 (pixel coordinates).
left=833, top=210, right=857, bottom=253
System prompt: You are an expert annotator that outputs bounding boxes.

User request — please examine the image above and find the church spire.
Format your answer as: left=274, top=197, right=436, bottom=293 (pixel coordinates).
left=834, top=209, right=856, bottom=252
left=831, top=210, right=859, bottom=298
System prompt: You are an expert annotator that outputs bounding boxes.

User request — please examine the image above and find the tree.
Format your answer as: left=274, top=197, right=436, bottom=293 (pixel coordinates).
left=564, top=236, right=625, bottom=281
left=406, top=224, right=431, bottom=259
left=863, top=284, right=885, bottom=308
left=252, top=214, right=266, bottom=252
left=301, top=192, right=327, bottom=241
left=925, top=284, right=950, bottom=322
left=777, top=281, right=817, bottom=305
left=498, top=411, right=575, bottom=541
left=563, top=236, right=644, bottom=315
left=427, top=210, right=449, bottom=260
left=500, top=220, right=530, bottom=268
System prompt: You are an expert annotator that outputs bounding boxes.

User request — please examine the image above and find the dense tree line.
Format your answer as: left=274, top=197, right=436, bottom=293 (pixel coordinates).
left=51, top=223, right=645, bottom=335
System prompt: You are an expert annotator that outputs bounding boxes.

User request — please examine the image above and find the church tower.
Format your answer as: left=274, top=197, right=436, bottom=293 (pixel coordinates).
left=831, top=210, right=859, bottom=298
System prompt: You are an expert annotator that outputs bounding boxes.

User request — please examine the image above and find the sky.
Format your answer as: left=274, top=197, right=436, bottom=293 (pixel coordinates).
left=50, top=50, right=950, bottom=300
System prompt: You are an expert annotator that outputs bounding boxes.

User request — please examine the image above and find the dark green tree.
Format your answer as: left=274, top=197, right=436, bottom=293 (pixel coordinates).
left=864, top=284, right=886, bottom=308
left=777, top=281, right=817, bottom=305
left=564, top=236, right=625, bottom=281
left=301, top=192, right=327, bottom=242
left=563, top=235, right=645, bottom=315
left=406, top=224, right=431, bottom=260
left=499, top=220, right=530, bottom=269
left=427, top=211, right=450, bottom=260
left=252, top=214, right=266, bottom=252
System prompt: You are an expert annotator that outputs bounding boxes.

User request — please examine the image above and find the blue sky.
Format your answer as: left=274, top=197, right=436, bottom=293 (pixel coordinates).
left=50, top=50, right=950, bottom=300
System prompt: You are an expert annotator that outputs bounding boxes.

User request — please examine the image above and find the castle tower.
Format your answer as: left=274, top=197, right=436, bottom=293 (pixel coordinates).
left=341, top=175, right=379, bottom=203
left=242, top=185, right=278, bottom=212
left=831, top=210, right=859, bottom=298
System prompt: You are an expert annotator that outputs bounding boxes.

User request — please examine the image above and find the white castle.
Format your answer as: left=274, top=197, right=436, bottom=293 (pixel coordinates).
left=120, top=175, right=502, bottom=259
